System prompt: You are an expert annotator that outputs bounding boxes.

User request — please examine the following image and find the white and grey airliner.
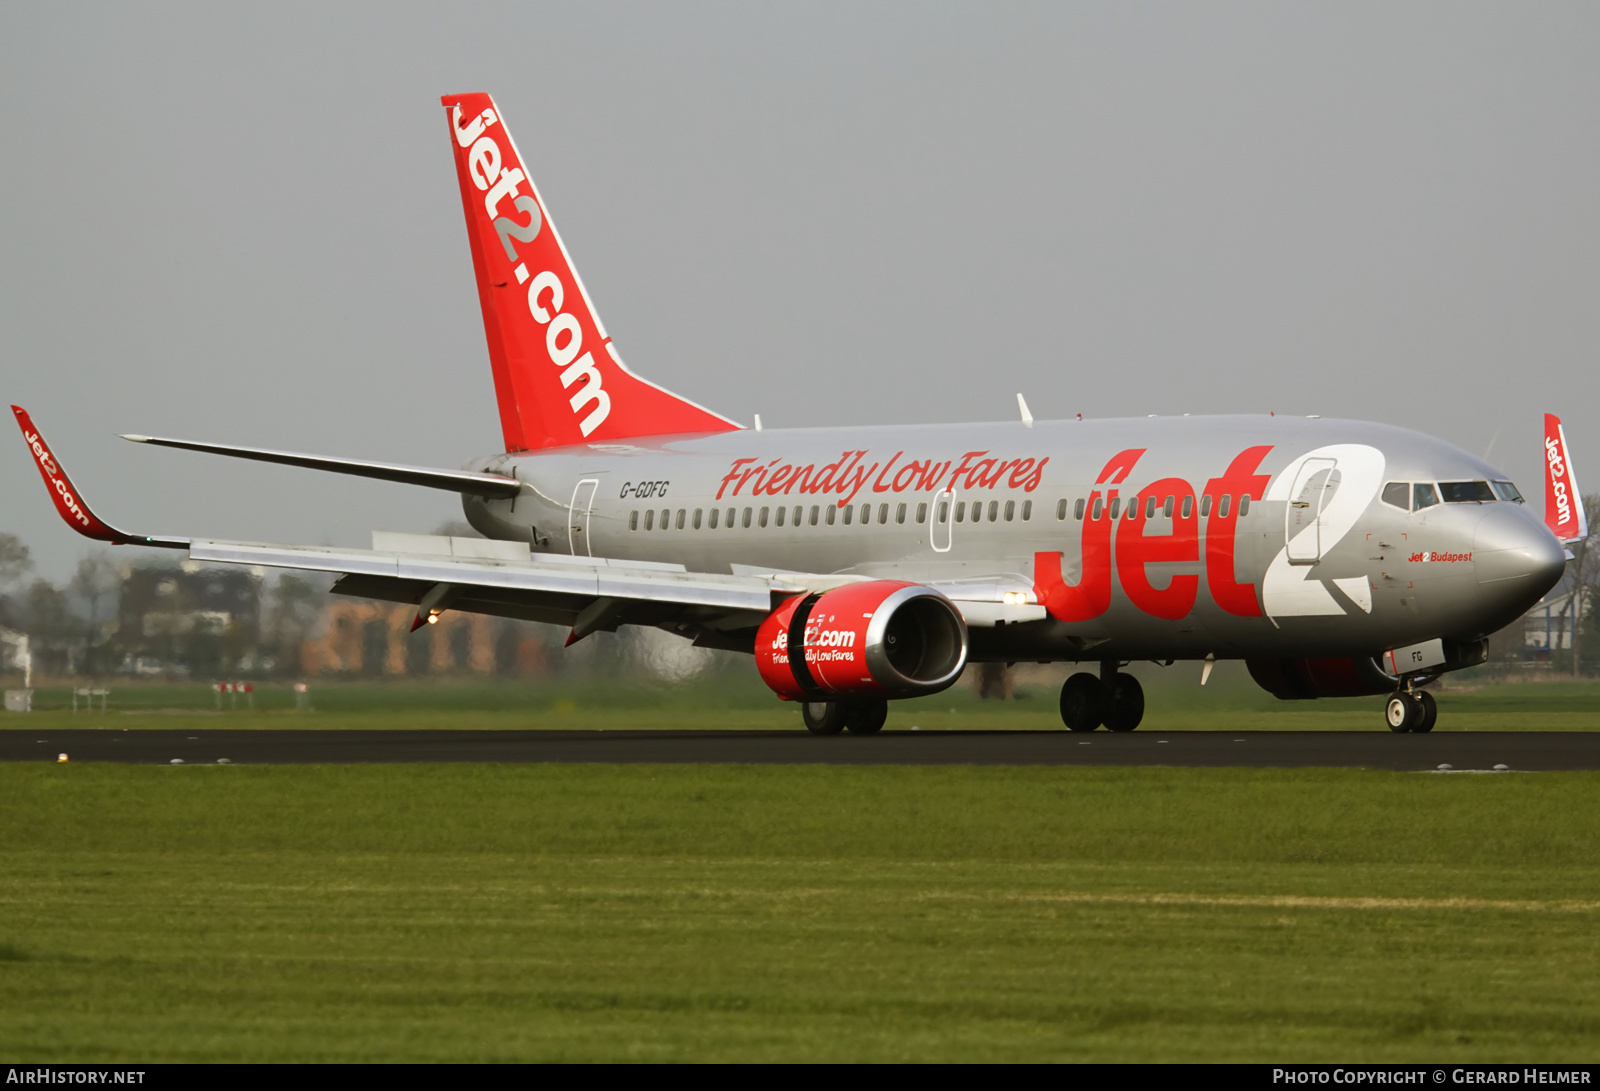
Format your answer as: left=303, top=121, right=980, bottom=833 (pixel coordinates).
left=14, top=92, right=1581, bottom=735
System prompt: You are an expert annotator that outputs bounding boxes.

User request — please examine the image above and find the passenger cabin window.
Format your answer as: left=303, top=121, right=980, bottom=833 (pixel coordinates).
left=1057, top=499, right=1068, bottom=521
left=693, top=508, right=703, bottom=529
left=916, top=502, right=928, bottom=524
left=1180, top=495, right=1193, bottom=519
left=1075, top=498, right=1085, bottom=521
left=826, top=505, right=837, bottom=526
left=1218, top=495, right=1231, bottom=518
left=1441, top=481, right=1495, bottom=504
left=1108, top=498, right=1121, bottom=520
left=644, top=510, right=655, bottom=531
left=1200, top=495, right=1212, bottom=518
left=629, top=510, right=639, bottom=531
left=811, top=505, right=821, bottom=526
left=1382, top=482, right=1411, bottom=510
left=1239, top=496, right=1250, bottom=517
left=709, top=507, right=720, bottom=529
left=1022, top=500, right=1032, bottom=521
left=843, top=505, right=854, bottom=526
left=676, top=509, right=686, bottom=530
left=1004, top=500, right=1015, bottom=521
left=878, top=503, right=890, bottom=524
left=1491, top=481, right=1524, bottom=503
left=955, top=501, right=966, bottom=522
left=1144, top=497, right=1156, bottom=520
left=759, top=506, right=769, bottom=527
left=742, top=508, right=752, bottom=528
left=1413, top=483, right=1439, bottom=510
left=1092, top=498, right=1104, bottom=520
left=896, top=503, right=907, bottom=524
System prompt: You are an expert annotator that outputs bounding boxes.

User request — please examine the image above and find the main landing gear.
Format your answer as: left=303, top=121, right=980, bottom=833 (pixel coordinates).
left=1059, top=663, right=1145, bottom=732
left=802, top=699, right=889, bottom=736
left=1384, top=689, right=1438, bottom=734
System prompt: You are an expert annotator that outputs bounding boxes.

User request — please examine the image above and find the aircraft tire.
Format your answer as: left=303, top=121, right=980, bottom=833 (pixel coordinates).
left=1385, top=693, right=1419, bottom=733
left=802, top=701, right=848, bottom=735
left=1060, top=673, right=1106, bottom=732
left=1413, top=691, right=1438, bottom=733
left=845, top=699, right=889, bottom=735
left=1104, top=674, right=1145, bottom=733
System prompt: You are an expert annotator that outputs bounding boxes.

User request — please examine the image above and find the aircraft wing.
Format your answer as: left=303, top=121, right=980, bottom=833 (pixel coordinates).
left=192, top=535, right=785, bottom=645
left=14, top=406, right=1044, bottom=647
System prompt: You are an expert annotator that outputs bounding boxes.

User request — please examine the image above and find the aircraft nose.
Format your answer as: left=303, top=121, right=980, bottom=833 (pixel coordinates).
left=1474, top=504, right=1567, bottom=597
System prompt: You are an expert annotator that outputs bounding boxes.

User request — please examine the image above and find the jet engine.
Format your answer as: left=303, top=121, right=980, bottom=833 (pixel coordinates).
left=756, top=581, right=968, bottom=701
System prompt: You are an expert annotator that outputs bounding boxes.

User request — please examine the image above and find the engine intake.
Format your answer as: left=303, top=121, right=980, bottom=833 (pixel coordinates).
left=756, top=581, right=968, bottom=700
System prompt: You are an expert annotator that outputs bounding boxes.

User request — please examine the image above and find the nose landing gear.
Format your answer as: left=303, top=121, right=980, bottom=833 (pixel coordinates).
left=1384, top=689, right=1438, bottom=733
left=1059, top=663, right=1145, bottom=732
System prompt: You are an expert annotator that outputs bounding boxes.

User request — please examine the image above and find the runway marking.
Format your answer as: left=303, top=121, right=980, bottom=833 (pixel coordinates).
left=929, top=891, right=1600, bottom=913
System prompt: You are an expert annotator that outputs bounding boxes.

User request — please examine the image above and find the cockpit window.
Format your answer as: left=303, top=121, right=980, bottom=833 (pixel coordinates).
left=1413, top=483, right=1440, bottom=510
left=1491, top=480, right=1524, bottom=503
left=1440, top=480, right=1495, bottom=504
left=1381, top=482, right=1411, bottom=510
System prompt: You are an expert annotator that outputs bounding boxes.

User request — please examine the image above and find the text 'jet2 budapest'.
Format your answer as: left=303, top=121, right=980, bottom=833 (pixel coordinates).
left=14, top=92, right=1582, bottom=734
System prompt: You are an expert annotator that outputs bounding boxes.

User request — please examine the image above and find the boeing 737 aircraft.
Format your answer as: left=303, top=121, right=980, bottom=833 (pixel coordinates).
left=13, top=92, right=1585, bottom=734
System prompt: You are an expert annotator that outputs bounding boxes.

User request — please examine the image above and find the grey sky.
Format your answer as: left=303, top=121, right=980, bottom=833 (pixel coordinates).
left=4, top=3, right=1598, bottom=583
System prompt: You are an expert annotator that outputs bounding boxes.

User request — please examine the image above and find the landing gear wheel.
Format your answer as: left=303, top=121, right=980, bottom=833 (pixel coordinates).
left=1385, top=693, right=1420, bottom=733
left=1060, top=673, right=1106, bottom=732
left=802, top=701, right=848, bottom=735
left=1412, top=691, right=1438, bottom=734
left=845, top=700, right=889, bottom=735
left=1103, top=674, right=1145, bottom=733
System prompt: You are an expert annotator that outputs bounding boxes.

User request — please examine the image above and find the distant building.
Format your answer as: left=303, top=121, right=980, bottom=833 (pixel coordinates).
left=1524, top=588, right=1584, bottom=654
left=298, top=600, right=548, bottom=677
left=117, top=562, right=263, bottom=675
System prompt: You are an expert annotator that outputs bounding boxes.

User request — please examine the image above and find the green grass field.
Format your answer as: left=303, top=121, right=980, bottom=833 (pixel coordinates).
left=3, top=762, right=1599, bottom=1061
left=6, top=662, right=1600, bottom=732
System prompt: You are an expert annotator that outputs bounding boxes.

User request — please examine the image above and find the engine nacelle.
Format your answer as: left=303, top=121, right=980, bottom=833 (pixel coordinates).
left=1246, top=657, right=1397, bottom=700
left=756, top=581, right=968, bottom=701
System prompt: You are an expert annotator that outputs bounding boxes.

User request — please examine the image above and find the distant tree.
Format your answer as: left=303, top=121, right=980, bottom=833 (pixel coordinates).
left=266, top=573, right=326, bottom=673
left=0, top=534, right=31, bottom=589
left=70, top=552, right=123, bottom=675
left=1571, top=493, right=1600, bottom=679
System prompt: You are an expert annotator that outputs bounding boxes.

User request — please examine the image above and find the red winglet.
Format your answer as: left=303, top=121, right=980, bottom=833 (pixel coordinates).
left=11, top=406, right=184, bottom=548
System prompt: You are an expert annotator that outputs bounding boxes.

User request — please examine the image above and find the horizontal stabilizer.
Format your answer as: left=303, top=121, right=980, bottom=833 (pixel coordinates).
left=120, top=434, right=521, bottom=498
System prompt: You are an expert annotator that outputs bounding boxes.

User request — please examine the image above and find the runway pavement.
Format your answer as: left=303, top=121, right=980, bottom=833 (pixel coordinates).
left=3, top=729, right=1599, bottom=770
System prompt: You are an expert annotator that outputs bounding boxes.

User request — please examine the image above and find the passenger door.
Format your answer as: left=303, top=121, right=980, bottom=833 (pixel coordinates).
left=568, top=478, right=599, bottom=556
left=1285, top=458, right=1338, bottom=564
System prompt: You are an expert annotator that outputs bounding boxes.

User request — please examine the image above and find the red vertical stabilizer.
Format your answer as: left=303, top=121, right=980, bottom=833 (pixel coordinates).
left=443, top=92, right=742, bottom=452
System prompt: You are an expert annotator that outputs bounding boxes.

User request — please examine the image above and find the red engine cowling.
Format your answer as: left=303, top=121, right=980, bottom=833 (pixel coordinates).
left=1246, top=657, right=1397, bottom=700
left=756, top=581, right=968, bottom=700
